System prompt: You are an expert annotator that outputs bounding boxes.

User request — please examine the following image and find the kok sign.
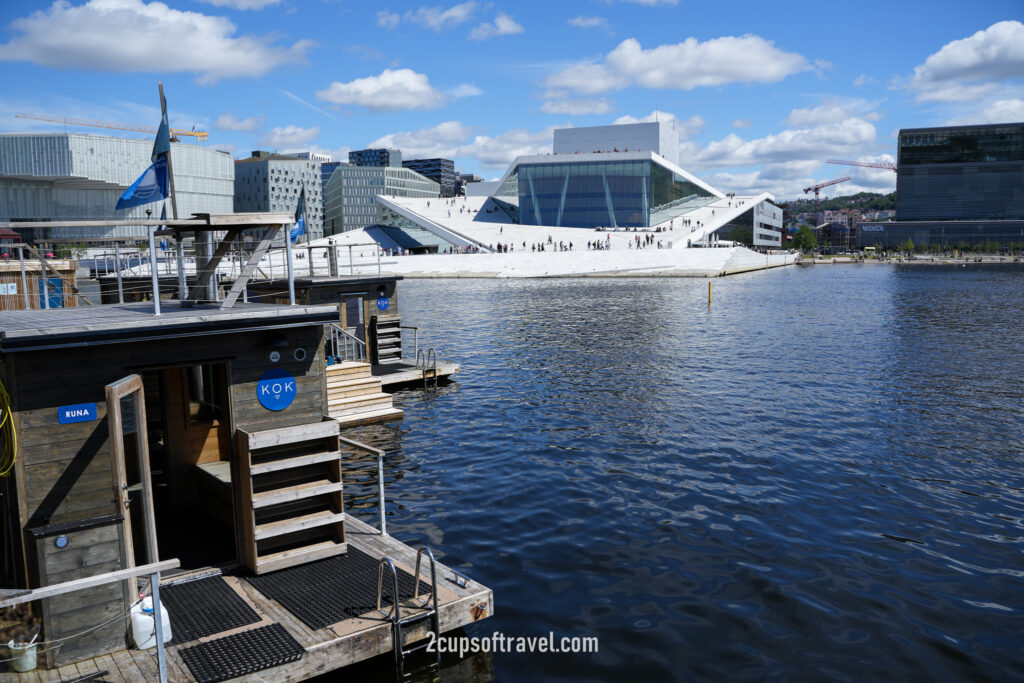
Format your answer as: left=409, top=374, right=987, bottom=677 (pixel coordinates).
left=58, top=403, right=97, bottom=424
left=257, top=369, right=297, bottom=411
left=376, top=296, right=389, bottom=311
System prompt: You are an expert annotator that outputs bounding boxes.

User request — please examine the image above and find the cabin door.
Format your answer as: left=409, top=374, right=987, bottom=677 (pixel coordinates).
left=106, top=374, right=159, bottom=584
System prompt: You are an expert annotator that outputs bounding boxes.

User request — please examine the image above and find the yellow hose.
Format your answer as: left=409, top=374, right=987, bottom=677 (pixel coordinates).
left=0, top=380, right=17, bottom=477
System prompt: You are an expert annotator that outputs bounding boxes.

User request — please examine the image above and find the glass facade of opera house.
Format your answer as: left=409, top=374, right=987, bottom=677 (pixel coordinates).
left=492, top=155, right=719, bottom=229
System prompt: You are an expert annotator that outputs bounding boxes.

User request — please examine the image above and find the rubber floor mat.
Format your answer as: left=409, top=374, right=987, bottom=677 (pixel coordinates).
left=161, top=575, right=261, bottom=644
left=247, top=546, right=431, bottom=630
left=178, top=623, right=304, bottom=683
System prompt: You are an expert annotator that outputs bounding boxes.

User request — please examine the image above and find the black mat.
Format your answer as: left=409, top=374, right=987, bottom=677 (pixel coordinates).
left=247, top=546, right=431, bottom=630
left=161, top=575, right=261, bottom=644
left=178, top=623, right=304, bottom=683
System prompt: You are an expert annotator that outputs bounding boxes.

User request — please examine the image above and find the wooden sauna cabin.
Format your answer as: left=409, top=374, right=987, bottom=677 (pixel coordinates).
left=0, top=214, right=491, bottom=679
left=0, top=300, right=343, bottom=664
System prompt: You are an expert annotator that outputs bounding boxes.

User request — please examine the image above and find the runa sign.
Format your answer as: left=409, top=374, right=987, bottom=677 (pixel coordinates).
left=257, top=368, right=297, bottom=411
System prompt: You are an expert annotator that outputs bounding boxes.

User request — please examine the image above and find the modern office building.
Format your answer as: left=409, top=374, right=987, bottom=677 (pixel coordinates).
left=323, top=165, right=439, bottom=235
left=234, top=150, right=324, bottom=240
left=349, top=148, right=402, bottom=168
left=287, top=151, right=331, bottom=164
left=402, top=158, right=455, bottom=197
left=860, top=122, right=1024, bottom=249
left=319, top=161, right=345, bottom=219
left=0, top=132, right=234, bottom=240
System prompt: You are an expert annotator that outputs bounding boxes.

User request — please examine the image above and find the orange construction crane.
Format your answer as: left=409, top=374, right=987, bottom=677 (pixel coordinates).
left=15, top=113, right=209, bottom=142
left=803, top=177, right=851, bottom=206
left=828, top=158, right=897, bottom=172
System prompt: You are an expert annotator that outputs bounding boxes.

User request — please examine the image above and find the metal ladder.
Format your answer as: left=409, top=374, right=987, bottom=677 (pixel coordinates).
left=376, top=547, right=441, bottom=680
left=415, top=348, right=438, bottom=390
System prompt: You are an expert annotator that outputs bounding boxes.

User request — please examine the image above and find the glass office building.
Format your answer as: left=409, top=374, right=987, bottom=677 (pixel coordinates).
left=323, top=165, right=439, bottom=235
left=0, top=133, right=234, bottom=240
left=493, top=151, right=720, bottom=229
left=896, top=123, right=1024, bottom=221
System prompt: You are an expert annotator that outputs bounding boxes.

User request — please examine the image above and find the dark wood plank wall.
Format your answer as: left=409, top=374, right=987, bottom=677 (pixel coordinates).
left=5, top=321, right=328, bottom=669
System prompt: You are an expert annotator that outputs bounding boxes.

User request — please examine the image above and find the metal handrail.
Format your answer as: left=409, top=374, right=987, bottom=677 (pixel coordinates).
left=412, top=547, right=439, bottom=611
left=376, top=557, right=401, bottom=621
left=339, top=435, right=387, bottom=536
left=328, top=322, right=366, bottom=363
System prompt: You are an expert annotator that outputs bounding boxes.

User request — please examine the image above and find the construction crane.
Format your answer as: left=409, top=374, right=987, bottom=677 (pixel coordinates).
left=15, top=113, right=209, bottom=142
left=803, top=177, right=851, bottom=205
left=827, top=158, right=897, bottom=172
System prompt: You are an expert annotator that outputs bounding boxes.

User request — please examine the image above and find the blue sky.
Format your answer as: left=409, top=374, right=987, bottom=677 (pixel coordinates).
left=1, top=0, right=1022, bottom=199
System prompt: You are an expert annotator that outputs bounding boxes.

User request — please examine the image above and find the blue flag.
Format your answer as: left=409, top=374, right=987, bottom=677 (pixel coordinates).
left=290, top=186, right=306, bottom=242
left=116, top=155, right=168, bottom=209
left=153, top=89, right=171, bottom=162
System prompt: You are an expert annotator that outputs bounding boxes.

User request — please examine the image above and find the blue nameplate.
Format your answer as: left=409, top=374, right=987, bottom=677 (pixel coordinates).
left=377, top=296, right=389, bottom=311
left=257, top=369, right=297, bottom=411
left=58, top=403, right=97, bottom=424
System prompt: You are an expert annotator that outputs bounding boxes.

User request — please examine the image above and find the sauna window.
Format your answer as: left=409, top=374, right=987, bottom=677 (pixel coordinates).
left=187, top=364, right=225, bottom=423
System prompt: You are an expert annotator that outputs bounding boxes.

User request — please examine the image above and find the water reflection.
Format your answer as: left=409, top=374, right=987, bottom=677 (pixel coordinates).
left=341, top=266, right=1024, bottom=681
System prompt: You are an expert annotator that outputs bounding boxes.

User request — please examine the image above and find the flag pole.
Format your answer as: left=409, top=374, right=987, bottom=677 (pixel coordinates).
left=158, top=82, right=178, bottom=221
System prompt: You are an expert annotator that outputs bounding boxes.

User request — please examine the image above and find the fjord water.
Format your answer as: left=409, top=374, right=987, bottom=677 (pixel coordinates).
left=348, top=264, right=1024, bottom=681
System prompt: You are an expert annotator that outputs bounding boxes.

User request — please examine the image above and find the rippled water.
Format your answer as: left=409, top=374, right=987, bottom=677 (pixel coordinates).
left=344, top=264, right=1024, bottom=682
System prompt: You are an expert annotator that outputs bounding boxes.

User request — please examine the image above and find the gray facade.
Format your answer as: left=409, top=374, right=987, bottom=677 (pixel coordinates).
left=553, top=121, right=680, bottom=166
left=323, top=165, right=439, bottom=235
left=0, top=133, right=234, bottom=240
left=858, top=220, right=1024, bottom=250
left=896, top=123, right=1024, bottom=221
left=234, top=151, right=323, bottom=240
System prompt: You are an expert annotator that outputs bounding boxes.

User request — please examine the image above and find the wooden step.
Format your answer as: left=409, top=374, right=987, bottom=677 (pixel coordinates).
left=327, top=391, right=393, bottom=409
left=326, top=376, right=380, bottom=390
left=331, top=406, right=405, bottom=427
left=330, top=400, right=395, bottom=418
left=252, top=479, right=342, bottom=508
left=255, top=540, right=348, bottom=574
left=250, top=450, right=340, bottom=476
left=328, top=385, right=386, bottom=401
left=326, top=362, right=372, bottom=379
left=255, top=510, right=345, bottom=540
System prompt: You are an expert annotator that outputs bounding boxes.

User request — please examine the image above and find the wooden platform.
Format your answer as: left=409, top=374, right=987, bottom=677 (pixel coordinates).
left=2, top=516, right=492, bottom=682
left=372, top=361, right=461, bottom=389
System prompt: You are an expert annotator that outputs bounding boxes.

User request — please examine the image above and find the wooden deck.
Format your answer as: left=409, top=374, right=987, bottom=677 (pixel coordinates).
left=3, top=516, right=492, bottom=682
left=372, top=362, right=460, bottom=389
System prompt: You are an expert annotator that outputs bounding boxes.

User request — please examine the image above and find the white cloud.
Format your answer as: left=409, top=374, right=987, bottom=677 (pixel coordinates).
left=196, top=0, right=281, bottom=9
left=945, top=98, right=1024, bottom=125
left=213, top=113, right=264, bottom=131
left=612, top=110, right=704, bottom=139
left=732, top=118, right=752, bottom=128
left=367, top=121, right=558, bottom=169
left=406, top=2, right=476, bottom=30
left=854, top=74, right=876, bottom=87
left=694, top=117, right=877, bottom=169
left=543, top=35, right=810, bottom=95
left=346, top=45, right=385, bottom=61
left=904, top=20, right=1024, bottom=102
left=0, top=0, right=311, bottom=85
left=377, top=11, right=400, bottom=28
left=784, top=98, right=880, bottom=127
left=260, top=125, right=320, bottom=149
left=702, top=155, right=896, bottom=200
left=316, top=69, right=447, bottom=111
left=469, top=13, right=524, bottom=41
left=539, top=98, right=614, bottom=115
left=568, top=16, right=610, bottom=31
left=448, top=83, right=484, bottom=98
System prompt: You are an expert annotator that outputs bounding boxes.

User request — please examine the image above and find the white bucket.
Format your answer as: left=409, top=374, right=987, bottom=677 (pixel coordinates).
left=130, top=597, right=172, bottom=650
left=7, top=640, right=37, bottom=673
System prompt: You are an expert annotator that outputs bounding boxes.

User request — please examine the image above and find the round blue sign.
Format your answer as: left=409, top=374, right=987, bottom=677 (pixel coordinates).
left=257, top=368, right=297, bottom=411
left=376, top=296, right=389, bottom=311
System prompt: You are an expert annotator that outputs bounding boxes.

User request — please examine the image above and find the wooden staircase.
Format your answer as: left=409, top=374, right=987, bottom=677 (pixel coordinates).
left=326, top=361, right=404, bottom=427
left=234, top=420, right=347, bottom=574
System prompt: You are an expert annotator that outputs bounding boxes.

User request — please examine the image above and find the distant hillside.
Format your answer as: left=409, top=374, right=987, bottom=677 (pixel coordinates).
left=782, top=191, right=896, bottom=213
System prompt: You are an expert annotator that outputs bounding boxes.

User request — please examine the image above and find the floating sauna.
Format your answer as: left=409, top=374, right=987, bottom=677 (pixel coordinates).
left=0, top=214, right=490, bottom=681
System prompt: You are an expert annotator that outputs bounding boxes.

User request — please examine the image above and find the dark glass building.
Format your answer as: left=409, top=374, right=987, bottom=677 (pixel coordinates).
left=402, top=158, right=456, bottom=197
left=896, top=122, right=1024, bottom=221
left=858, top=122, right=1024, bottom=249
left=492, top=151, right=720, bottom=229
left=349, top=148, right=402, bottom=167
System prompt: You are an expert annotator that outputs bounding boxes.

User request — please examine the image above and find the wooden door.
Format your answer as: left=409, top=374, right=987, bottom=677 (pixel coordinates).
left=106, top=374, right=159, bottom=583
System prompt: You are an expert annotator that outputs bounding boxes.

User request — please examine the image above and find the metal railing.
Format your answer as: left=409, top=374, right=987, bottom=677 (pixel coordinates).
left=416, top=348, right=438, bottom=390
left=328, top=323, right=366, bottom=363
left=339, top=435, right=387, bottom=536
